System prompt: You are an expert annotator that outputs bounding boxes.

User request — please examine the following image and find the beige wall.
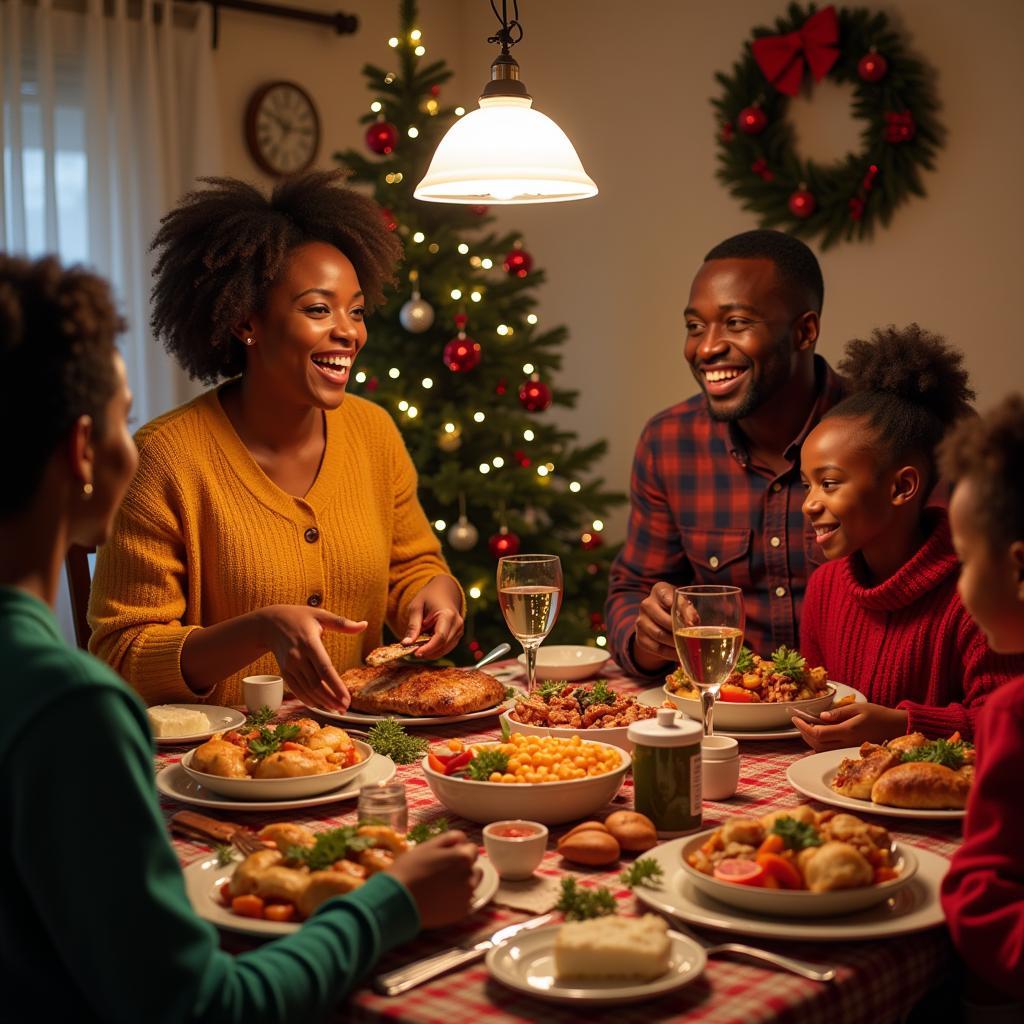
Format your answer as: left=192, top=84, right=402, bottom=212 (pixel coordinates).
left=213, top=0, right=1024, bottom=541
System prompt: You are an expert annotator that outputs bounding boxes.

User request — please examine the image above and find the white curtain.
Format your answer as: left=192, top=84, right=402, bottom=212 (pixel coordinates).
left=1, top=0, right=220, bottom=422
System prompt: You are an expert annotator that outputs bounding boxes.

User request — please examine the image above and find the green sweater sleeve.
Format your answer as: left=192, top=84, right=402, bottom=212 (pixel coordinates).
left=8, top=687, right=419, bottom=1023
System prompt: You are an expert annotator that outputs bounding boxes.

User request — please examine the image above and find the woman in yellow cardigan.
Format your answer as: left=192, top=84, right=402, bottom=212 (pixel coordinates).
left=89, top=172, right=464, bottom=710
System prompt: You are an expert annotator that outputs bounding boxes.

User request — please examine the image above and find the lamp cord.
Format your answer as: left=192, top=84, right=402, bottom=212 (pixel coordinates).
left=488, top=0, right=522, bottom=53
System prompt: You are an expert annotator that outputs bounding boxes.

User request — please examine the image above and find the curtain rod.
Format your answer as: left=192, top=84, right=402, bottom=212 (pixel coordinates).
left=182, top=0, right=358, bottom=48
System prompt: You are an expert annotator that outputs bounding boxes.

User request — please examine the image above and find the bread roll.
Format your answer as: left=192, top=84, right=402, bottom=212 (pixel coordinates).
left=870, top=761, right=970, bottom=809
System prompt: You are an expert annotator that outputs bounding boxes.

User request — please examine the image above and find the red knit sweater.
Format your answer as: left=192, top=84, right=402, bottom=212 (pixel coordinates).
left=799, top=510, right=1024, bottom=739
left=941, top=675, right=1024, bottom=1001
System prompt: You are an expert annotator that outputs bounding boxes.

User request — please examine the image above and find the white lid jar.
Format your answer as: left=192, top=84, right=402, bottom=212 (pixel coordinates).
left=628, top=708, right=703, bottom=836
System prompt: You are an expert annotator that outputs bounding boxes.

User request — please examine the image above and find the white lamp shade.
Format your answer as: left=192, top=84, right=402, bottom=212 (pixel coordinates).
left=414, top=96, right=598, bottom=205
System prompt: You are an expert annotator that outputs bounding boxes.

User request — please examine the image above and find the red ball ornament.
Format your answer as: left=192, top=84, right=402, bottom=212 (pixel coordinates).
left=719, top=122, right=735, bottom=143
left=581, top=531, right=603, bottom=551
left=513, top=449, right=531, bottom=468
left=365, top=121, right=399, bottom=155
left=503, top=248, right=533, bottom=278
left=495, top=378, right=508, bottom=396
left=366, top=376, right=379, bottom=392
left=788, top=189, right=816, bottom=219
left=443, top=336, right=482, bottom=373
left=589, top=611, right=604, bottom=625
left=379, top=207, right=398, bottom=232
left=430, top=84, right=442, bottom=97
left=488, top=528, right=521, bottom=558
left=470, top=205, right=490, bottom=216
left=751, top=158, right=774, bottom=182
left=848, top=197, right=865, bottom=222
left=884, top=111, right=916, bottom=144
left=518, top=377, right=552, bottom=412
left=857, top=52, right=889, bottom=83
left=737, top=105, right=767, bottom=135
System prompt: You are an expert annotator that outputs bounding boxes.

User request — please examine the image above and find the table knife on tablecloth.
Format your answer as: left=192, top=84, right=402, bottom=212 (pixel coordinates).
left=373, top=913, right=554, bottom=996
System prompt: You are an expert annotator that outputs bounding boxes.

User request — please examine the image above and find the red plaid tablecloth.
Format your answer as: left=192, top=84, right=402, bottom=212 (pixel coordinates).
left=157, top=663, right=961, bottom=1024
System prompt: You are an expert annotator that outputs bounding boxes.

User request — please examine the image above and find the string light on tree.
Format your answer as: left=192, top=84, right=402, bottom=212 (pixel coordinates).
left=468, top=585, right=482, bottom=599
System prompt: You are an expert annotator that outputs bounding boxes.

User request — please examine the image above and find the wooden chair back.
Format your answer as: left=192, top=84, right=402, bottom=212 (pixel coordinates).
left=65, top=544, right=95, bottom=651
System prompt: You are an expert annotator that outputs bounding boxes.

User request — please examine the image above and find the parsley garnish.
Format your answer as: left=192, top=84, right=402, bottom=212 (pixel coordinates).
left=247, top=723, right=300, bottom=760
left=504, top=685, right=518, bottom=701
left=556, top=876, right=618, bottom=920
left=619, top=858, right=664, bottom=889
left=407, top=818, right=450, bottom=844
left=365, top=719, right=429, bottom=765
left=573, top=680, right=613, bottom=709
left=770, top=817, right=823, bottom=851
left=900, top=738, right=971, bottom=771
left=736, top=646, right=755, bottom=673
left=285, top=826, right=374, bottom=871
left=466, top=748, right=510, bottom=780
left=536, top=679, right=568, bottom=703
left=771, top=646, right=807, bottom=681
left=214, top=843, right=236, bottom=867
left=242, top=705, right=277, bottom=730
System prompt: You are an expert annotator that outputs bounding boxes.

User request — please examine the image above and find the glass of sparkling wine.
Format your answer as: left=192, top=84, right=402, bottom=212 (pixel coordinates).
left=497, top=554, right=563, bottom=694
left=673, top=585, right=745, bottom=737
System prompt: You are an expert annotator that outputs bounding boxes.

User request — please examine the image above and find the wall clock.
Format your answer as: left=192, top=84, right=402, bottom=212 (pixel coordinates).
left=245, top=81, right=320, bottom=177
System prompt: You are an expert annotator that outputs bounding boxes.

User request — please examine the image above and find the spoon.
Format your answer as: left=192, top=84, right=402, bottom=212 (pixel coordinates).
left=468, top=642, right=511, bottom=670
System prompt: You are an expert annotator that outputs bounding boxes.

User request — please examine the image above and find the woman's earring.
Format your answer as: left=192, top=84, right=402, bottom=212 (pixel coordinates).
left=82, top=482, right=94, bottom=499
left=244, top=337, right=254, bottom=346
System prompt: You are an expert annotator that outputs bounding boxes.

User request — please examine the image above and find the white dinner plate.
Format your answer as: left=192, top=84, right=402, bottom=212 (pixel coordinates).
left=787, top=748, right=967, bottom=821
left=485, top=925, right=706, bottom=1006
left=151, top=705, right=247, bottom=746
left=636, top=682, right=866, bottom=741
left=156, top=752, right=396, bottom=811
left=184, top=853, right=499, bottom=938
left=633, top=837, right=948, bottom=941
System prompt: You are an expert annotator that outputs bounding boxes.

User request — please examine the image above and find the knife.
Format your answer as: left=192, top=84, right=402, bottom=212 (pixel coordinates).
left=373, top=913, right=554, bottom=996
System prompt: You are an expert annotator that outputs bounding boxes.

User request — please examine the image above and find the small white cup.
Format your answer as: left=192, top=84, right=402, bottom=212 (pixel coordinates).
left=702, top=735, right=741, bottom=800
left=242, top=674, right=284, bottom=714
left=482, top=820, right=549, bottom=880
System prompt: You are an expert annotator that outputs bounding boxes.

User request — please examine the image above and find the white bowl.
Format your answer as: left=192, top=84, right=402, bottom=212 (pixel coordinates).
left=421, top=740, right=630, bottom=825
left=678, top=829, right=918, bottom=918
left=663, top=683, right=836, bottom=731
left=515, top=645, right=611, bottom=682
left=499, top=709, right=634, bottom=753
left=181, top=740, right=373, bottom=801
left=482, top=820, right=549, bottom=880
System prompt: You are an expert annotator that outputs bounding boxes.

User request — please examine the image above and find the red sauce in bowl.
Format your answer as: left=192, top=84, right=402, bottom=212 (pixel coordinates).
left=490, top=825, right=538, bottom=839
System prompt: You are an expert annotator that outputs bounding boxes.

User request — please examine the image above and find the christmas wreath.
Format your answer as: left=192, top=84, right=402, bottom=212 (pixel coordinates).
left=713, top=3, right=943, bottom=248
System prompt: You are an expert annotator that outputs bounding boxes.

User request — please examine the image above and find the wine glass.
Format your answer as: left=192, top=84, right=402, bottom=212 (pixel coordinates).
left=673, top=585, right=745, bottom=737
left=497, top=554, right=563, bottom=694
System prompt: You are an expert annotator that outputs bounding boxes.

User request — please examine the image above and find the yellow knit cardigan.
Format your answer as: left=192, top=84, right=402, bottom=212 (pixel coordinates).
left=88, top=388, right=456, bottom=707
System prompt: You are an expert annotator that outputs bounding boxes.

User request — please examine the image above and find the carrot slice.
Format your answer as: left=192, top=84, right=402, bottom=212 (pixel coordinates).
left=264, top=903, right=296, bottom=923
left=231, top=894, right=265, bottom=919
left=756, top=852, right=804, bottom=890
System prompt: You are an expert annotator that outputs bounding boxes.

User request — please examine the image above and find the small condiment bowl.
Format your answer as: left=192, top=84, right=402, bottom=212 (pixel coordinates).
left=482, top=820, right=549, bottom=880
left=242, top=674, right=284, bottom=713
left=702, top=735, right=740, bottom=801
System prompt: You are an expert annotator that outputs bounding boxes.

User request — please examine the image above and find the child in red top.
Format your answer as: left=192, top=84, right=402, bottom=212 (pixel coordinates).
left=793, top=326, right=1023, bottom=750
left=938, top=395, right=1024, bottom=1005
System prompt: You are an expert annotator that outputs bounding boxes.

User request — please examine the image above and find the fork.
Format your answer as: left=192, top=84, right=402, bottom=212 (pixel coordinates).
left=169, top=810, right=265, bottom=857
left=666, top=915, right=837, bottom=982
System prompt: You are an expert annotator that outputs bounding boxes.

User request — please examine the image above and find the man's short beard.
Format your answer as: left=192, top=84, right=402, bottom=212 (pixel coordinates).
left=704, top=378, right=764, bottom=422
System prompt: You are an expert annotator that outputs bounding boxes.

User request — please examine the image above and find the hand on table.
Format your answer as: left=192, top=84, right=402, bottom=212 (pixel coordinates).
left=632, top=581, right=696, bottom=671
left=792, top=702, right=910, bottom=752
left=388, top=831, right=481, bottom=929
left=402, top=576, right=465, bottom=660
left=257, top=604, right=366, bottom=712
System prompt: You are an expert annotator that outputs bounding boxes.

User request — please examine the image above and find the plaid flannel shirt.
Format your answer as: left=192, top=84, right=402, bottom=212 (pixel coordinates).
left=606, top=356, right=846, bottom=677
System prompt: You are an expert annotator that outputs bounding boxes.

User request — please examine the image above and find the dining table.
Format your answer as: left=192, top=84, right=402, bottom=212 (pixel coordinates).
left=156, top=661, right=962, bottom=1024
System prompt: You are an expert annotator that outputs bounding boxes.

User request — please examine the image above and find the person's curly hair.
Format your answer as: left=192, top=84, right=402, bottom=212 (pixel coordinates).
left=0, top=255, right=124, bottom=518
left=822, top=324, right=975, bottom=489
left=150, top=170, right=403, bottom=384
left=939, top=394, right=1024, bottom=546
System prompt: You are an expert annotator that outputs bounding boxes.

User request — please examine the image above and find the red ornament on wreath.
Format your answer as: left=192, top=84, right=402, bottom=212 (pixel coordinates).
left=857, top=51, right=888, bottom=83
left=518, top=376, right=551, bottom=412
left=788, top=188, right=816, bottom=219
left=488, top=527, right=521, bottom=558
left=884, top=111, right=916, bottom=144
left=737, top=105, right=767, bottom=135
left=504, top=248, right=533, bottom=278
left=365, top=121, right=399, bottom=155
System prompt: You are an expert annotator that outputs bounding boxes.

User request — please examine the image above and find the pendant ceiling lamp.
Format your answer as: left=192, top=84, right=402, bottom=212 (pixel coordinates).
left=414, top=0, right=597, bottom=205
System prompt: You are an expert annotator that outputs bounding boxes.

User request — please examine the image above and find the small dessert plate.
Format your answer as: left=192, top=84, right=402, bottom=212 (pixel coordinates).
left=150, top=705, right=246, bottom=746
left=486, top=925, right=706, bottom=1005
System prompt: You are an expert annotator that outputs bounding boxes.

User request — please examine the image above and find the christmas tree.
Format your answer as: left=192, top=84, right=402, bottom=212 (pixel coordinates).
left=335, top=0, right=624, bottom=662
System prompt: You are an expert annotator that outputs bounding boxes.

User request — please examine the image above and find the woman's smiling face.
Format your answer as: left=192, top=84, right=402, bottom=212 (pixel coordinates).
left=800, top=415, right=900, bottom=560
left=243, top=241, right=367, bottom=409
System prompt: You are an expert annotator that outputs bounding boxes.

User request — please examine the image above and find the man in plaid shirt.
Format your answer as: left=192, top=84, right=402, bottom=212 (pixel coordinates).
left=606, top=230, right=845, bottom=677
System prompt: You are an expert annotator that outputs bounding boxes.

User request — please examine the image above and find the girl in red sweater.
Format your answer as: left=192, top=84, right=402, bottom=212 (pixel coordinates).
left=939, top=395, right=1024, bottom=1005
left=793, top=326, right=1023, bottom=751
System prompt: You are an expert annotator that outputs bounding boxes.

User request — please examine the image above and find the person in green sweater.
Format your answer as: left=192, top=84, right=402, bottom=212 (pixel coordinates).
left=0, top=254, right=480, bottom=1022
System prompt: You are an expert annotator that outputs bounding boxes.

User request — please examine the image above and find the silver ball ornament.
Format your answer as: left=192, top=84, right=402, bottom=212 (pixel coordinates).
left=447, top=515, right=479, bottom=551
left=399, top=296, right=435, bottom=333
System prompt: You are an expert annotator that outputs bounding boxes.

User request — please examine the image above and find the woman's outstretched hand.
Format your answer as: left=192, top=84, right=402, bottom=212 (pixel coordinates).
left=402, top=576, right=465, bottom=661
left=257, top=604, right=366, bottom=711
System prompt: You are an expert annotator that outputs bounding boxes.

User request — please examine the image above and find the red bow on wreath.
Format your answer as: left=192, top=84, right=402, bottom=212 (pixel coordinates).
left=751, top=5, right=840, bottom=97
